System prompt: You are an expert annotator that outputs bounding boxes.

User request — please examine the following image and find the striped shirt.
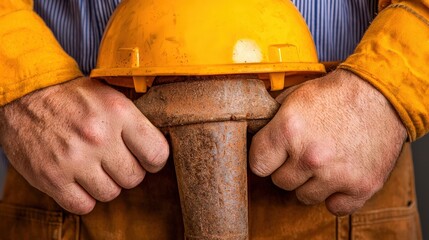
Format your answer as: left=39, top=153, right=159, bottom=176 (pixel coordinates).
left=33, top=0, right=377, bottom=75
left=34, top=0, right=121, bottom=75
left=293, top=0, right=378, bottom=61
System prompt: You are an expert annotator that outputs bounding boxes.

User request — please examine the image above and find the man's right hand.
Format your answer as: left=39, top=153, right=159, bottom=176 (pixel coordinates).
left=0, top=77, right=169, bottom=214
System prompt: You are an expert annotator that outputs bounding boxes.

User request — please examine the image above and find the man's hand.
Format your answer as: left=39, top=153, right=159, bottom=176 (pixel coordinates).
left=249, top=69, right=407, bottom=216
left=0, top=77, right=169, bottom=214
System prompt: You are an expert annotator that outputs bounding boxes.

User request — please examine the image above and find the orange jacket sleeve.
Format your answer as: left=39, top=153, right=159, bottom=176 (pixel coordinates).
left=0, top=0, right=83, bottom=106
left=339, top=0, right=429, bottom=141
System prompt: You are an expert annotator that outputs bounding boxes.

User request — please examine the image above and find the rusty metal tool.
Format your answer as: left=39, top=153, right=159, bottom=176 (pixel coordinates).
left=134, top=76, right=279, bottom=239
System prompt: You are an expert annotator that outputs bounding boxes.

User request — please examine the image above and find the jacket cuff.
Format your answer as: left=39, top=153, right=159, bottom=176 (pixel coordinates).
left=339, top=1, right=429, bottom=141
left=0, top=10, right=83, bottom=106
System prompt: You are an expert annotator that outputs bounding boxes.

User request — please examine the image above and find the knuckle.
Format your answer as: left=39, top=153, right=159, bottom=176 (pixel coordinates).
left=249, top=128, right=286, bottom=177
left=302, top=146, right=333, bottom=171
left=71, top=199, right=96, bottom=215
left=249, top=134, right=275, bottom=177
left=97, top=186, right=122, bottom=202
left=326, top=205, right=345, bottom=216
left=38, top=166, right=68, bottom=191
left=271, top=174, right=295, bottom=191
left=347, top=168, right=385, bottom=201
left=120, top=173, right=145, bottom=189
left=355, top=182, right=375, bottom=200
left=327, top=201, right=361, bottom=216
left=325, top=199, right=349, bottom=216
left=250, top=158, right=272, bottom=177
left=326, top=195, right=364, bottom=216
left=144, top=142, right=169, bottom=172
left=55, top=187, right=96, bottom=215
left=295, top=191, right=309, bottom=205
left=302, top=155, right=323, bottom=171
left=278, top=113, right=303, bottom=139
left=295, top=190, right=318, bottom=205
left=108, top=95, right=132, bottom=115
left=80, top=117, right=107, bottom=145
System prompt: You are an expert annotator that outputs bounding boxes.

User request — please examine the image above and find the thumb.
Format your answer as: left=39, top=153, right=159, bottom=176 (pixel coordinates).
left=121, top=105, right=169, bottom=173
left=275, top=84, right=302, bottom=103
left=249, top=115, right=290, bottom=177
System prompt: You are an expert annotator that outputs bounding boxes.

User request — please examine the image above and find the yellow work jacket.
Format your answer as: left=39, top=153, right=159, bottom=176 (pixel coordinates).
left=0, top=0, right=428, bottom=141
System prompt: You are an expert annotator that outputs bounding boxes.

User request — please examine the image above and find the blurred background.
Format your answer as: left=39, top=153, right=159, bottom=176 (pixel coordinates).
left=1, top=136, right=428, bottom=238
left=411, top=135, right=429, bottom=239
left=0, top=149, right=6, bottom=200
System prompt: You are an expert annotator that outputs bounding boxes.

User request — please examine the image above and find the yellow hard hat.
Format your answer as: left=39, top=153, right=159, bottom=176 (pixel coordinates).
left=90, top=0, right=325, bottom=92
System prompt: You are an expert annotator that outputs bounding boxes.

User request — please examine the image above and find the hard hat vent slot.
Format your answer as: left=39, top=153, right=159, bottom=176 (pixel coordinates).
left=118, top=48, right=140, bottom=68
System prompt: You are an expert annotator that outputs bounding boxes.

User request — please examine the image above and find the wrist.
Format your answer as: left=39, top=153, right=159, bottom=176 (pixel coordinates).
left=335, top=69, right=408, bottom=142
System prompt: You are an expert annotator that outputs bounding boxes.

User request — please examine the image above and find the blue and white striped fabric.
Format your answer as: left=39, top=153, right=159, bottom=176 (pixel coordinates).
left=292, top=0, right=378, bottom=61
left=34, top=0, right=121, bottom=75
left=33, top=0, right=377, bottom=74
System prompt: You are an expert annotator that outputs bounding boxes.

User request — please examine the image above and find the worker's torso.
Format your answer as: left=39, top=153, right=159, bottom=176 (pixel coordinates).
left=0, top=1, right=422, bottom=239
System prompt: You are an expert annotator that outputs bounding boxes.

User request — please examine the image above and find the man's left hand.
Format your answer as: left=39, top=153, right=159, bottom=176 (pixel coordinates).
left=249, top=69, right=407, bottom=216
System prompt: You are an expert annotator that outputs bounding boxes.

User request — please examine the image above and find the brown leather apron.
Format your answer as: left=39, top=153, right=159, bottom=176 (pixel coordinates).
left=0, top=143, right=422, bottom=240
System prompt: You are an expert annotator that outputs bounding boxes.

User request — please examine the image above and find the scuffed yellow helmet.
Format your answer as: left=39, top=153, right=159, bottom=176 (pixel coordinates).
left=90, top=0, right=325, bottom=92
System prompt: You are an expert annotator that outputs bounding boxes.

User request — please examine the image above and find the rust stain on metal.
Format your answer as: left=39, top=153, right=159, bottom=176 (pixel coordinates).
left=134, top=77, right=279, bottom=128
left=170, top=122, right=248, bottom=239
left=134, top=77, right=279, bottom=239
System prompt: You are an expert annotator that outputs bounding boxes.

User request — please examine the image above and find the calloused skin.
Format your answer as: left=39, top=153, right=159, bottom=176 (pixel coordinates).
left=249, top=69, right=407, bottom=216
left=0, top=77, right=169, bottom=215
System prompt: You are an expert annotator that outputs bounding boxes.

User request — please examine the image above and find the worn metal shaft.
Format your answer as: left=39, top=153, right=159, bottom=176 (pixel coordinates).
left=134, top=77, right=279, bottom=240
left=170, top=122, right=248, bottom=239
